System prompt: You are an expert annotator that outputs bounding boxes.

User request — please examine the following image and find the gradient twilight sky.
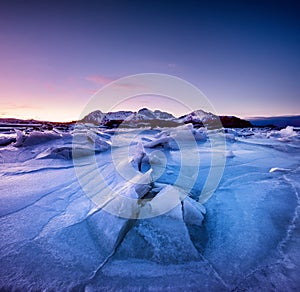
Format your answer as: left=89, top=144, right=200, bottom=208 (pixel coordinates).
left=0, top=0, right=299, bottom=121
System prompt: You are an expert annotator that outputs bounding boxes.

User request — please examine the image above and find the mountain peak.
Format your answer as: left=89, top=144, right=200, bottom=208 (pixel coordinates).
left=81, top=110, right=105, bottom=124
left=81, top=108, right=252, bottom=128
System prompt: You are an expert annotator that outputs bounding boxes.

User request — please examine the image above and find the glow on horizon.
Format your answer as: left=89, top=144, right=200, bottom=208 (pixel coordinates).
left=0, top=83, right=299, bottom=122
left=0, top=92, right=298, bottom=122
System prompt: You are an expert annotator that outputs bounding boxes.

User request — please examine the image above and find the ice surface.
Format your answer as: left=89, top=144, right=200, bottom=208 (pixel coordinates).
left=0, top=126, right=300, bottom=290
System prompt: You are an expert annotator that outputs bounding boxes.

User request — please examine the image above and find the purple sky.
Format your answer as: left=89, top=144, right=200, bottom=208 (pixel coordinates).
left=0, top=0, right=299, bottom=121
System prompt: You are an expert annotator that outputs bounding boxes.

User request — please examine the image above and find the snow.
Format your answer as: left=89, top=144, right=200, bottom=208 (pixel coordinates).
left=82, top=110, right=105, bottom=124
left=269, top=167, right=291, bottom=173
left=105, top=110, right=133, bottom=121
left=0, top=125, right=300, bottom=290
left=179, top=109, right=218, bottom=125
left=153, top=109, right=175, bottom=120
left=82, top=108, right=176, bottom=125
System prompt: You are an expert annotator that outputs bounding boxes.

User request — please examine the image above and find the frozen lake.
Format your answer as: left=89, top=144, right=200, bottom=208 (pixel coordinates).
left=0, top=125, right=299, bottom=291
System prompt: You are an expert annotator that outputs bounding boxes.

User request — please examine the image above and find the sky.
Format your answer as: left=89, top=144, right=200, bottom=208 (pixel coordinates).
left=0, top=0, right=299, bottom=121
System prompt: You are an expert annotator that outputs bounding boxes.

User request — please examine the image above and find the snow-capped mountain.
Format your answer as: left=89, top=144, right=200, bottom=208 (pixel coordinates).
left=179, top=109, right=219, bottom=125
left=153, top=109, right=175, bottom=120
left=80, top=110, right=105, bottom=124
left=136, top=108, right=175, bottom=120
left=81, top=108, right=176, bottom=124
left=81, top=108, right=252, bottom=128
left=104, top=110, right=133, bottom=121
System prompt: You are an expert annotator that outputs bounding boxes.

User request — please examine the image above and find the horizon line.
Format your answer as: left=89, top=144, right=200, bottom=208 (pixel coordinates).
left=0, top=108, right=299, bottom=124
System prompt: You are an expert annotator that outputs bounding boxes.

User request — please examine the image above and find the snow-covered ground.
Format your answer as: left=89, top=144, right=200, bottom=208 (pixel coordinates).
left=0, top=124, right=299, bottom=291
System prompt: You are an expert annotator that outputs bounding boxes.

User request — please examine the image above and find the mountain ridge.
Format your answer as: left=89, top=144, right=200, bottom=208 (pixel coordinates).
left=0, top=108, right=300, bottom=129
left=0, top=108, right=253, bottom=128
left=81, top=108, right=252, bottom=128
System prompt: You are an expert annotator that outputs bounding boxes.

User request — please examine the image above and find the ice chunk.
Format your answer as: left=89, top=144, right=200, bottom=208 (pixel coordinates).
left=130, top=142, right=146, bottom=171
left=144, top=134, right=172, bottom=148
left=193, top=129, right=207, bottom=141
left=225, top=133, right=236, bottom=141
left=279, top=126, right=297, bottom=139
left=37, top=146, right=97, bottom=159
left=13, top=129, right=26, bottom=146
left=94, top=138, right=111, bottom=152
left=266, top=126, right=298, bottom=140
left=0, top=136, right=16, bottom=146
left=114, top=169, right=153, bottom=199
left=115, top=204, right=200, bottom=264
left=86, top=210, right=133, bottom=258
left=14, top=130, right=62, bottom=147
left=139, top=185, right=186, bottom=219
left=89, top=169, right=153, bottom=219
left=269, top=167, right=291, bottom=173
left=182, top=196, right=206, bottom=226
left=36, top=134, right=110, bottom=159
left=72, top=131, right=111, bottom=152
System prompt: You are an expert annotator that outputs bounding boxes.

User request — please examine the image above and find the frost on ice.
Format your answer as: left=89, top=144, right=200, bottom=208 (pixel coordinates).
left=0, top=122, right=300, bottom=291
